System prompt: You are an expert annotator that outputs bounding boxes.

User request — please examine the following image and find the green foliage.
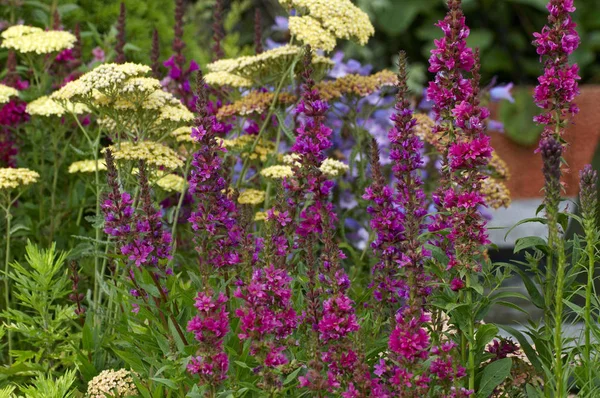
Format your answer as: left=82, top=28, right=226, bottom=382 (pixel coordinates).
left=1, top=242, right=78, bottom=376
left=499, top=87, right=545, bottom=147
left=17, top=370, right=77, bottom=398
left=355, top=0, right=600, bottom=84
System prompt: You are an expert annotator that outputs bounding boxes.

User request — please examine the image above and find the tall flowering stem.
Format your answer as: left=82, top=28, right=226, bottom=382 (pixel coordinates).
left=579, top=165, right=598, bottom=387
left=533, top=1, right=580, bottom=393
left=186, top=72, right=243, bottom=391
left=533, top=0, right=580, bottom=146
left=188, top=71, right=242, bottom=274
left=428, top=0, right=491, bottom=391
left=285, top=47, right=368, bottom=396
left=365, top=52, right=434, bottom=396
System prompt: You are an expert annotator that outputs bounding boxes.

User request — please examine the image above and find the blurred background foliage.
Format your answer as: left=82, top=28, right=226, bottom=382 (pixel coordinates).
left=2, top=0, right=598, bottom=84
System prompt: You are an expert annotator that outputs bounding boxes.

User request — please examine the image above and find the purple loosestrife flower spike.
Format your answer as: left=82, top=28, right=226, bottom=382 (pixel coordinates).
left=102, top=149, right=135, bottom=248
left=289, top=47, right=370, bottom=396
left=188, top=71, right=242, bottom=273
left=115, top=2, right=127, bottom=64
left=212, top=0, right=225, bottom=61
left=234, top=265, right=299, bottom=370
left=187, top=290, right=230, bottom=386
left=151, top=29, right=161, bottom=78
left=533, top=0, right=580, bottom=147
left=254, top=9, right=263, bottom=55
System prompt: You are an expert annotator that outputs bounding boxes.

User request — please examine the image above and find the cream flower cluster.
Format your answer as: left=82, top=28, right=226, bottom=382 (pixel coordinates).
left=103, top=141, right=184, bottom=170
left=0, top=84, right=18, bottom=105
left=171, top=126, right=194, bottom=143
left=1, top=25, right=76, bottom=54
left=282, top=0, right=374, bottom=49
left=319, top=158, right=349, bottom=177
left=52, top=63, right=151, bottom=101
left=156, top=174, right=186, bottom=192
left=204, top=71, right=253, bottom=88
left=283, top=153, right=301, bottom=167
left=238, top=189, right=266, bottom=205
left=0, top=168, right=40, bottom=191
left=86, top=369, right=138, bottom=398
left=68, top=160, right=107, bottom=174
left=206, top=45, right=333, bottom=86
left=260, top=165, right=294, bottom=179
left=289, top=16, right=336, bottom=52
left=26, top=96, right=89, bottom=117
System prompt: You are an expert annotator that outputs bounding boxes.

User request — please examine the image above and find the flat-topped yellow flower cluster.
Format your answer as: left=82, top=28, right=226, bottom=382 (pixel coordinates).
left=206, top=45, right=333, bottom=87
left=282, top=0, right=374, bottom=51
left=1, top=25, right=76, bottom=54
left=0, top=84, right=18, bottom=105
left=102, top=141, right=184, bottom=170
left=0, top=168, right=40, bottom=191
left=27, top=96, right=89, bottom=117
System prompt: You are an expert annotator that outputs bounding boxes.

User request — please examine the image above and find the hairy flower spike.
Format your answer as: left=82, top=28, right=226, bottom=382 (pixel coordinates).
left=151, top=29, right=161, bottom=78
left=579, top=165, right=598, bottom=222
left=212, top=0, right=225, bottom=61
left=115, top=2, right=127, bottom=64
left=254, top=9, right=263, bottom=55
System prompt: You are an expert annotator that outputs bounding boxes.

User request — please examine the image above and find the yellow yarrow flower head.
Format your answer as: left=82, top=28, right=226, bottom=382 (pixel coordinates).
left=319, top=158, right=349, bottom=177
left=238, top=189, right=266, bottom=205
left=68, top=160, right=107, bottom=174
left=282, top=0, right=374, bottom=49
left=206, top=45, right=333, bottom=86
left=1, top=25, right=76, bottom=54
left=254, top=211, right=268, bottom=221
left=0, top=168, right=40, bottom=191
left=1, top=25, right=43, bottom=39
left=283, top=153, right=301, bottom=167
left=204, top=72, right=253, bottom=88
left=86, top=369, right=138, bottom=398
left=260, top=165, right=294, bottom=179
left=289, top=16, right=337, bottom=52
left=51, top=63, right=151, bottom=101
left=0, top=84, right=18, bottom=105
left=103, top=141, right=184, bottom=170
left=26, top=96, right=89, bottom=117
left=156, top=174, right=186, bottom=193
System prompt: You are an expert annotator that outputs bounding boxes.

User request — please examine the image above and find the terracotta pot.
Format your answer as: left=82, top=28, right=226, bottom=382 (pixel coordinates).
left=490, top=85, right=600, bottom=199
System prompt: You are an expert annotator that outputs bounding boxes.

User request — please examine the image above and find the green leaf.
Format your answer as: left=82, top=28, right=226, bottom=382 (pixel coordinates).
left=476, top=324, right=499, bottom=354
left=150, top=377, right=178, bottom=389
left=477, top=358, right=512, bottom=398
left=498, top=325, right=542, bottom=372
left=526, top=383, right=544, bottom=398
left=283, top=366, right=304, bottom=385
left=514, top=236, right=548, bottom=254
left=113, top=348, right=146, bottom=373
left=504, top=218, right=547, bottom=240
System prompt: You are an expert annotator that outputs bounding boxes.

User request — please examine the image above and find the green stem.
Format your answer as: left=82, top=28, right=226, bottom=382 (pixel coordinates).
left=553, top=234, right=566, bottom=396
left=3, top=199, right=13, bottom=365
left=235, top=59, right=298, bottom=188
left=466, top=275, right=475, bottom=392
left=584, top=218, right=595, bottom=388
left=170, top=159, right=193, bottom=258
